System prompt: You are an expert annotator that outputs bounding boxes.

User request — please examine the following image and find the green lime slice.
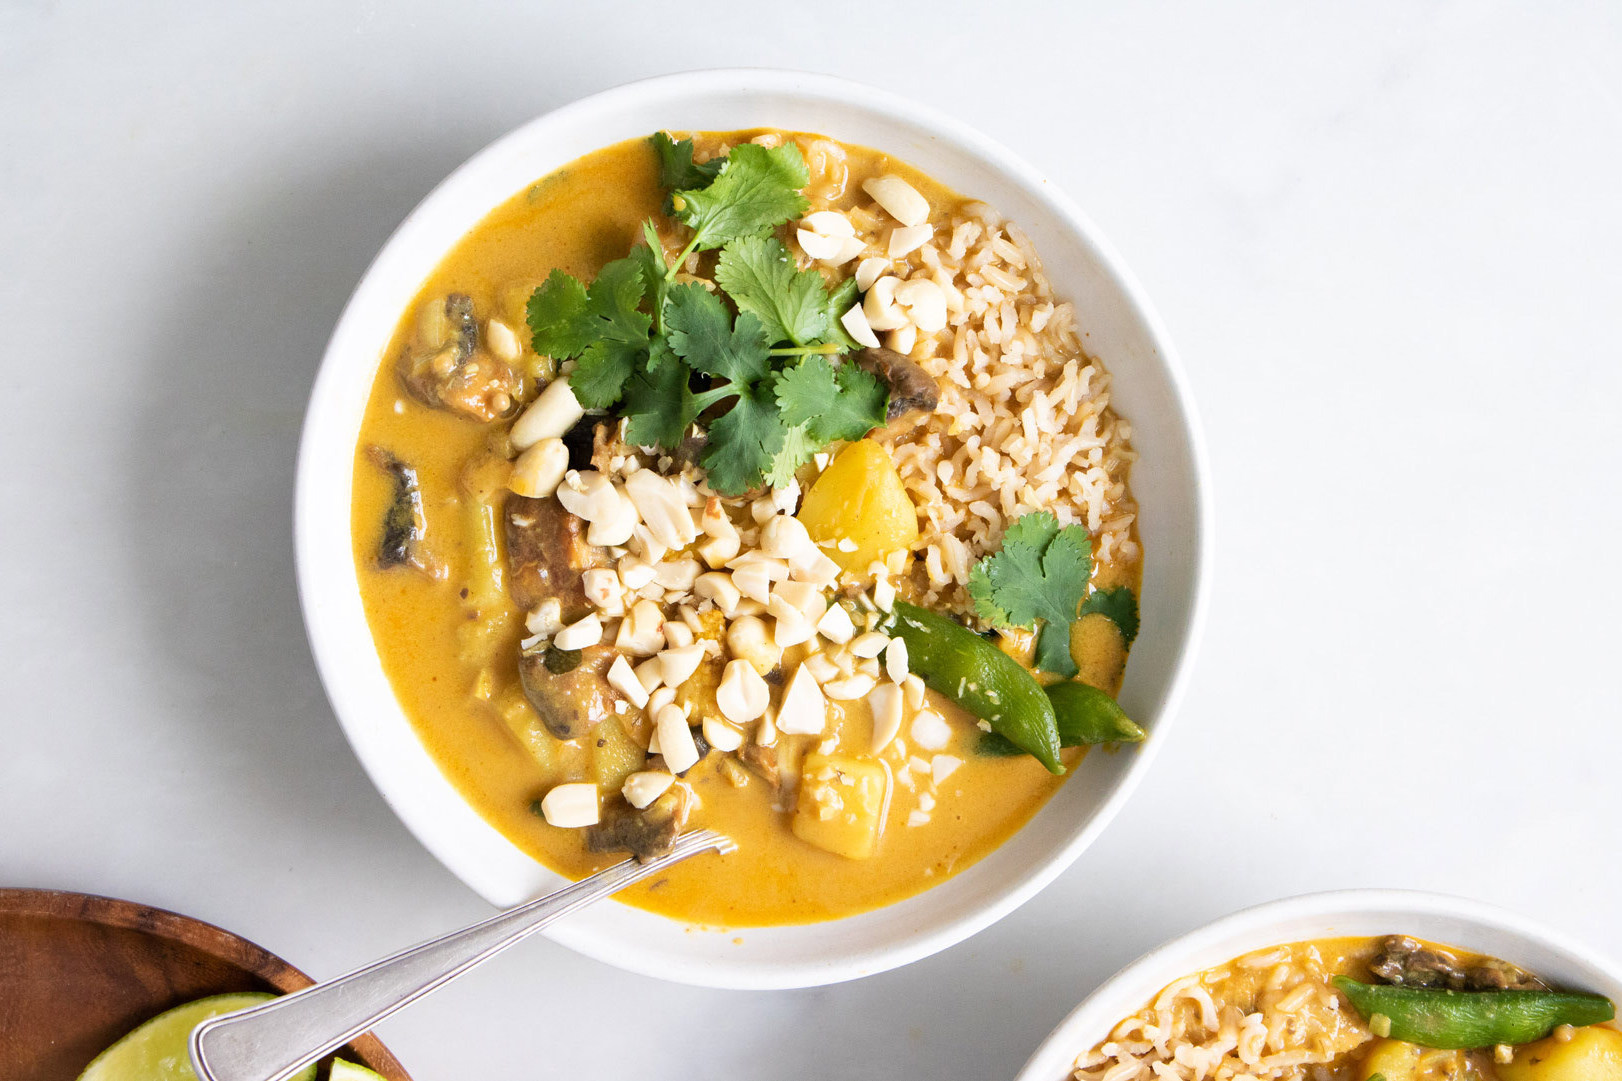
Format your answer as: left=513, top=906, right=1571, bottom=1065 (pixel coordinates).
left=76, top=992, right=316, bottom=1081
left=329, top=1061, right=389, bottom=1081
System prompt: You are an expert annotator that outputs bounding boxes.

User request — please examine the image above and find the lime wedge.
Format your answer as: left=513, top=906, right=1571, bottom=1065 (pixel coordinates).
left=329, top=1061, right=389, bottom=1081
left=76, top=992, right=316, bottom=1081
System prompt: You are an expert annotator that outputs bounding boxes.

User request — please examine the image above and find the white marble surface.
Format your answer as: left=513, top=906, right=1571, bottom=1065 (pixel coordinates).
left=3, top=2, right=1620, bottom=1078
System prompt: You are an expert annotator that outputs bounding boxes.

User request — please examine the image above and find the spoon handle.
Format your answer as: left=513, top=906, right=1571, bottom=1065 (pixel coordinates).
left=189, top=829, right=734, bottom=1081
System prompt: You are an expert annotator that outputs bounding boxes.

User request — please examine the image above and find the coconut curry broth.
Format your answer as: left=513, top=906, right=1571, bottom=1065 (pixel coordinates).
left=351, top=133, right=1134, bottom=925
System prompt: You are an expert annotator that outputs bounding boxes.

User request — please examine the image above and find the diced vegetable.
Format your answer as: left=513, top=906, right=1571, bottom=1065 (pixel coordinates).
left=884, top=601, right=1062, bottom=774
left=495, top=685, right=586, bottom=775
left=1500, top=1022, right=1622, bottom=1081
left=590, top=717, right=646, bottom=794
left=792, top=753, right=890, bottom=859
left=796, top=439, right=920, bottom=573
left=1333, top=978, right=1616, bottom=1050
left=1359, top=1038, right=1429, bottom=1081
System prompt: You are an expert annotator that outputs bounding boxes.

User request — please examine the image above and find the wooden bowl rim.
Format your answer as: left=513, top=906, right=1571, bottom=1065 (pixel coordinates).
left=0, top=887, right=412, bottom=1079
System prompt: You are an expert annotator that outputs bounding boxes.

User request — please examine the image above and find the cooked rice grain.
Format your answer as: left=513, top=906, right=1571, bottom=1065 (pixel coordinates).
left=821, top=195, right=1141, bottom=613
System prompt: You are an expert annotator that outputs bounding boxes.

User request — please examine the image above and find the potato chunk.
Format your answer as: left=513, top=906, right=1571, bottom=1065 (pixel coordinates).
left=796, top=440, right=919, bottom=573
left=792, top=753, right=890, bottom=860
left=1501, top=1027, right=1622, bottom=1081
left=1359, top=1039, right=1427, bottom=1081
left=590, top=717, right=646, bottom=794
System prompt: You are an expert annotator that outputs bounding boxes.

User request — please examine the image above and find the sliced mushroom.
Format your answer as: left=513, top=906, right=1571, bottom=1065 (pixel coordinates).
left=504, top=494, right=603, bottom=615
left=584, top=785, right=691, bottom=862
left=517, top=642, right=618, bottom=741
left=856, top=347, right=940, bottom=422
left=739, top=741, right=781, bottom=791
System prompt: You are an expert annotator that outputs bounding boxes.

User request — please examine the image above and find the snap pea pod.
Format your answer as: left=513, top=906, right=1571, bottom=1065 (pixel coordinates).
left=884, top=601, right=1063, bottom=774
left=980, top=681, right=1144, bottom=757
left=1332, top=977, right=1615, bottom=1049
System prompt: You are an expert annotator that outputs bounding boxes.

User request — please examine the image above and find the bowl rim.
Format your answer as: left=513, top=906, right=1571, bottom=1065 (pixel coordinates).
left=1013, top=888, right=1622, bottom=1081
left=294, top=66, right=1213, bottom=987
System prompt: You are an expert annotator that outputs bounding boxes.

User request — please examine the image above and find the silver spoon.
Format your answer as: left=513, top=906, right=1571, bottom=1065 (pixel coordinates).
left=189, top=829, right=734, bottom=1081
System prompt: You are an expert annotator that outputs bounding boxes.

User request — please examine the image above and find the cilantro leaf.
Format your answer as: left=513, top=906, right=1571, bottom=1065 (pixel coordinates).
left=569, top=338, right=645, bottom=409
left=967, top=512, right=1094, bottom=677
left=664, top=284, right=771, bottom=385
left=584, top=256, right=653, bottom=344
left=672, top=142, right=809, bottom=252
left=822, top=275, right=862, bottom=351
left=774, top=355, right=887, bottom=443
left=1078, top=586, right=1139, bottom=647
left=715, top=236, right=835, bottom=347
left=1033, top=619, right=1078, bottom=678
left=650, top=132, right=723, bottom=193
left=526, top=269, right=593, bottom=358
left=622, top=349, right=694, bottom=449
left=765, top=422, right=818, bottom=487
left=526, top=254, right=651, bottom=379
left=701, top=386, right=786, bottom=495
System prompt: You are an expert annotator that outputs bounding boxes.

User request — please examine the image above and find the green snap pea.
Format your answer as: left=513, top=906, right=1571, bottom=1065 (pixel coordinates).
left=885, top=601, right=1063, bottom=774
left=978, top=680, right=1143, bottom=757
left=1332, top=977, right=1615, bottom=1049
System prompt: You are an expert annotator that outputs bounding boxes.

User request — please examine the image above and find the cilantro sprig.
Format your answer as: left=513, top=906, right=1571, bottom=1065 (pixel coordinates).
left=1079, top=586, right=1139, bottom=646
left=521, top=133, right=887, bottom=495
left=967, top=512, right=1094, bottom=677
left=669, top=142, right=810, bottom=257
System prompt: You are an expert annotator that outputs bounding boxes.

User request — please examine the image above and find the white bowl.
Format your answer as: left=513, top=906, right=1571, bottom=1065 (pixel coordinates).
left=295, top=68, right=1211, bottom=989
left=1016, top=889, right=1622, bottom=1081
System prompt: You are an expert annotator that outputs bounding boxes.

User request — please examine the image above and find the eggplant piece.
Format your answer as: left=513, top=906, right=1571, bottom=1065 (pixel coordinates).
left=518, top=643, right=617, bottom=741
left=396, top=294, right=520, bottom=422
left=559, top=414, right=600, bottom=472
left=585, top=786, right=692, bottom=863
left=504, top=494, right=602, bottom=615
left=364, top=445, right=441, bottom=577
left=856, top=346, right=939, bottom=421
left=739, top=741, right=781, bottom=790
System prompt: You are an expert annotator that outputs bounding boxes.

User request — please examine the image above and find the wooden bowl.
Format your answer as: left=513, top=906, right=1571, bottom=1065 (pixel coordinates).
left=0, top=888, right=412, bottom=1081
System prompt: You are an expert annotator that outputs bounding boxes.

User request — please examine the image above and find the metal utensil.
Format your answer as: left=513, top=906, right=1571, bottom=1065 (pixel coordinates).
left=189, top=829, right=734, bottom=1081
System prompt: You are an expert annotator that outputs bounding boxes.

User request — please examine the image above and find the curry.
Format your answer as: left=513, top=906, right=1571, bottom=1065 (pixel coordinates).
left=350, top=131, right=1142, bottom=926
left=1074, top=936, right=1620, bottom=1081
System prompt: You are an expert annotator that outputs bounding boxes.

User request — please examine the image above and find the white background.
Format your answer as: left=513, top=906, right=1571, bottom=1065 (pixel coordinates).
left=3, top=3, right=1619, bottom=1078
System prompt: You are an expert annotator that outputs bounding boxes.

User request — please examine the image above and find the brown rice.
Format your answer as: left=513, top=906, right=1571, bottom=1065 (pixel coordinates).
left=797, top=139, right=1140, bottom=615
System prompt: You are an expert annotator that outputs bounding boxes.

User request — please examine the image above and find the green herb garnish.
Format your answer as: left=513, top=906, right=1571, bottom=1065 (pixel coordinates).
left=520, top=133, right=888, bottom=495
left=714, top=235, right=845, bottom=348
left=1078, top=585, right=1139, bottom=646
left=668, top=141, right=810, bottom=256
left=967, top=512, right=1093, bottom=677
left=650, top=132, right=723, bottom=193
left=775, top=353, right=890, bottom=445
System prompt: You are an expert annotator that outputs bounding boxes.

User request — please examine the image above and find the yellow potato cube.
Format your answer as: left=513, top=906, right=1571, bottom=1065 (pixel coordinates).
left=590, top=716, right=646, bottom=793
left=796, top=440, right=920, bottom=573
left=1502, top=1027, right=1622, bottom=1081
left=792, top=753, right=891, bottom=859
left=1359, top=1039, right=1427, bottom=1081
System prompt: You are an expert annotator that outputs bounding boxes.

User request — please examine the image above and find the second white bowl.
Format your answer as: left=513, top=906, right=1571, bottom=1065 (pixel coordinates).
left=1016, top=890, right=1622, bottom=1081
